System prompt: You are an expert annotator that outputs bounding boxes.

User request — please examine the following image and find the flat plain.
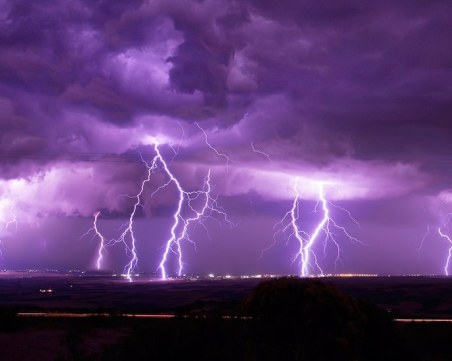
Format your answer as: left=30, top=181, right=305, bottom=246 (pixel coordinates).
left=1, top=272, right=452, bottom=361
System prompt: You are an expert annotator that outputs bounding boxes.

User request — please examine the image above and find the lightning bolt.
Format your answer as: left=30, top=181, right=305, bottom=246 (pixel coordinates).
left=80, top=211, right=109, bottom=270
left=116, top=154, right=156, bottom=281
left=81, top=135, right=232, bottom=281
left=79, top=153, right=157, bottom=281
left=153, top=142, right=185, bottom=279
left=4, top=216, right=17, bottom=231
left=273, top=179, right=362, bottom=277
left=251, top=142, right=271, bottom=161
left=155, top=144, right=233, bottom=279
left=93, top=212, right=106, bottom=270
left=437, top=228, right=452, bottom=275
left=195, top=122, right=231, bottom=170
left=0, top=214, right=18, bottom=260
left=418, top=225, right=430, bottom=257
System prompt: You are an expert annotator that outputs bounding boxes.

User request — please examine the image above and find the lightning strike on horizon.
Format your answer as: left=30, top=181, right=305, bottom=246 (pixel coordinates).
left=418, top=225, right=430, bottom=257
left=79, top=152, right=158, bottom=280
left=116, top=154, right=156, bottom=281
left=92, top=212, right=106, bottom=270
left=273, top=180, right=362, bottom=277
left=154, top=144, right=233, bottom=279
left=437, top=228, right=452, bottom=275
left=78, top=152, right=155, bottom=281
left=0, top=214, right=19, bottom=259
left=80, top=138, right=231, bottom=281
left=80, top=211, right=110, bottom=270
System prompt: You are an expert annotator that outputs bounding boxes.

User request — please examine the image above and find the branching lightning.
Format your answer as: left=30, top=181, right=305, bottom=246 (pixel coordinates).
left=195, top=122, right=231, bottom=170
left=80, top=154, right=155, bottom=280
left=93, top=212, right=106, bottom=270
left=437, top=228, right=452, bottom=275
left=273, top=179, right=362, bottom=277
left=251, top=142, right=271, bottom=161
left=0, top=214, right=18, bottom=259
left=154, top=143, right=233, bottom=279
left=116, top=154, right=156, bottom=280
left=80, top=211, right=108, bottom=270
left=81, top=139, right=232, bottom=281
left=4, top=216, right=18, bottom=231
left=101, top=123, right=232, bottom=280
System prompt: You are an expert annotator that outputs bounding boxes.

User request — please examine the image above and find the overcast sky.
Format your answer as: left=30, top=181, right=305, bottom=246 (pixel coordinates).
left=1, top=0, right=452, bottom=276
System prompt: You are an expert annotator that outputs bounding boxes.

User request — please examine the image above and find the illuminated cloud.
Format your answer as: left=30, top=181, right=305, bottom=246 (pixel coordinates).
left=0, top=0, right=451, bottom=274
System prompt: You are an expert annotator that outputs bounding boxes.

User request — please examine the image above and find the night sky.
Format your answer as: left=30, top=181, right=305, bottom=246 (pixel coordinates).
left=1, top=0, right=452, bottom=276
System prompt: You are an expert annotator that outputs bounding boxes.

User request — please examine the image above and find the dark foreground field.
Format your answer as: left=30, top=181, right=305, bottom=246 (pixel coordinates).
left=1, top=273, right=452, bottom=318
left=0, top=316, right=451, bottom=361
left=0, top=273, right=451, bottom=360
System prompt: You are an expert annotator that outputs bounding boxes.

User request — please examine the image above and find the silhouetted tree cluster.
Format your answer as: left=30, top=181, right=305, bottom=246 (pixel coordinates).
left=243, top=278, right=395, bottom=361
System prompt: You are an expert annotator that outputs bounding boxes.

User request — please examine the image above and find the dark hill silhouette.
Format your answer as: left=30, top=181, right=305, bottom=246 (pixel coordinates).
left=243, top=277, right=395, bottom=361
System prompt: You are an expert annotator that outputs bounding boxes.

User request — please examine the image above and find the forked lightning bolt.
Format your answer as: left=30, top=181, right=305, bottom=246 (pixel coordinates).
left=4, top=216, right=17, bottom=231
left=0, top=214, right=18, bottom=259
left=155, top=144, right=233, bottom=279
left=273, top=179, right=361, bottom=276
left=195, top=122, right=231, bottom=170
left=93, top=212, right=106, bottom=270
left=115, top=154, right=156, bottom=280
left=251, top=142, right=271, bottom=161
left=437, top=228, right=452, bottom=275
left=80, top=154, right=156, bottom=280
left=80, top=211, right=108, bottom=270
left=84, top=141, right=232, bottom=281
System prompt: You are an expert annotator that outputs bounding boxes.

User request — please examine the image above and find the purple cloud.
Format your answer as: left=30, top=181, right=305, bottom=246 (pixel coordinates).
left=1, top=0, right=452, bottom=274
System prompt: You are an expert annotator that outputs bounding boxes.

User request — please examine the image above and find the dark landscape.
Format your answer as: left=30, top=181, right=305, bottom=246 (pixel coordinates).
left=0, top=272, right=451, bottom=360
left=1, top=272, right=452, bottom=318
left=2, top=0, right=452, bottom=360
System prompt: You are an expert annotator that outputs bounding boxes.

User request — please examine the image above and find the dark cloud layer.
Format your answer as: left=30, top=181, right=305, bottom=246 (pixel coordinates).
left=1, top=0, right=451, bottom=161
left=1, top=0, right=452, bottom=274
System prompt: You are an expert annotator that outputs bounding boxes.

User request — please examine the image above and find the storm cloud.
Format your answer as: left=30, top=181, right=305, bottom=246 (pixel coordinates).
left=1, top=0, right=452, bottom=274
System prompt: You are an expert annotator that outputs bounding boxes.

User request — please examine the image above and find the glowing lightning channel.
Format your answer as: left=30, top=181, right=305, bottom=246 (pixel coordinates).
left=0, top=214, right=19, bottom=259
left=116, top=154, right=156, bottom=281
left=437, top=228, right=452, bottom=276
left=79, top=153, right=158, bottom=280
left=273, top=180, right=361, bottom=277
left=300, top=182, right=329, bottom=276
left=93, top=212, right=106, bottom=270
left=155, top=144, right=233, bottom=279
left=195, top=122, right=231, bottom=170
left=418, top=225, right=430, bottom=257
left=80, top=211, right=109, bottom=270
left=83, top=141, right=231, bottom=281
left=80, top=154, right=154, bottom=282
left=78, top=132, right=234, bottom=281
left=154, top=142, right=184, bottom=280
left=4, top=216, right=17, bottom=231
left=251, top=142, right=271, bottom=161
